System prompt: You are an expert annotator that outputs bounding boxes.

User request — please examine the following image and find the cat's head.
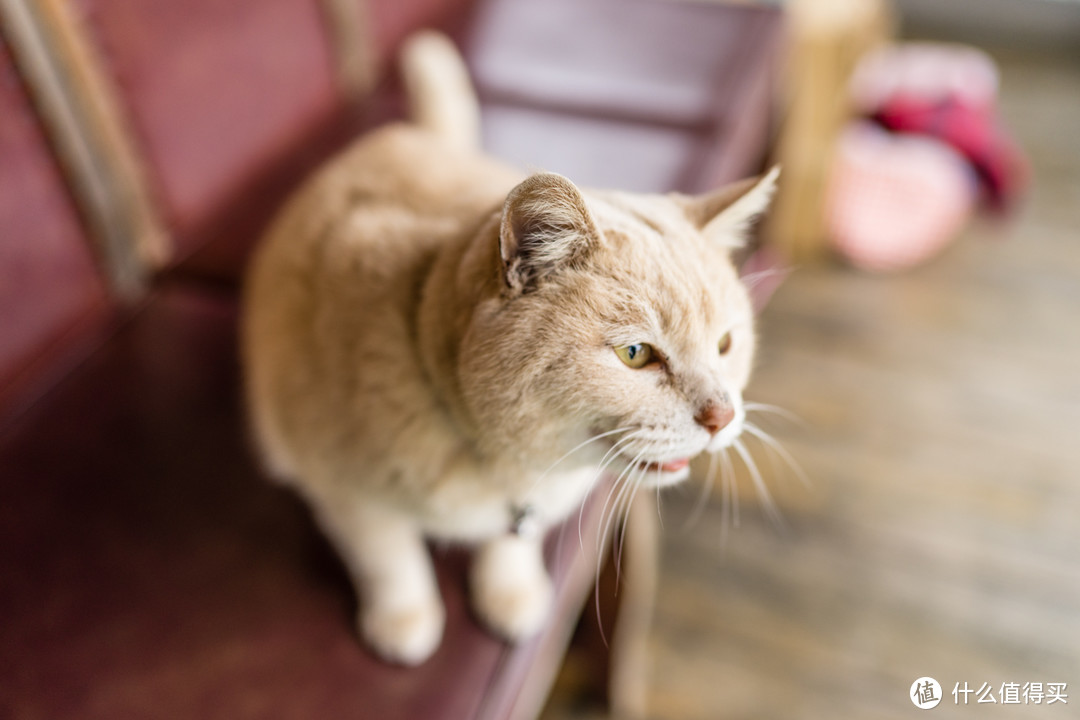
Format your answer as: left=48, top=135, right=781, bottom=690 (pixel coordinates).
left=459, top=169, right=777, bottom=487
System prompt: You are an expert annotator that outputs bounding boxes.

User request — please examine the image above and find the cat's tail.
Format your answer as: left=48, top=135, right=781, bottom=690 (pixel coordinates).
left=400, top=31, right=480, bottom=149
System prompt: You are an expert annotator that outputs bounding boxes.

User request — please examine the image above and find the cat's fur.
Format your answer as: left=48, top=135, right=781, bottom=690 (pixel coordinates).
left=242, top=31, right=776, bottom=665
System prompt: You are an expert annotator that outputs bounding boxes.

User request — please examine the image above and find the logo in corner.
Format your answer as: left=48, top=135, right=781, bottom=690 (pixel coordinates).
left=911, top=677, right=943, bottom=709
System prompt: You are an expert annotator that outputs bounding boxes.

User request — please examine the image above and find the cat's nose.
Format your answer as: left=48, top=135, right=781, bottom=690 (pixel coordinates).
left=695, top=401, right=735, bottom=436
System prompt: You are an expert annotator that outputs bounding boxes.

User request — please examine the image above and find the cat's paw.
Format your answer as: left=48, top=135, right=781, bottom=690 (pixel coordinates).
left=471, top=535, right=553, bottom=641
left=473, top=571, right=553, bottom=640
left=359, top=596, right=445, bottom=666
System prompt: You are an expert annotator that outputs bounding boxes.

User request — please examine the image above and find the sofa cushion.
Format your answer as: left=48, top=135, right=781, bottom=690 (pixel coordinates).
left=0, top=284, right=604, bottom=720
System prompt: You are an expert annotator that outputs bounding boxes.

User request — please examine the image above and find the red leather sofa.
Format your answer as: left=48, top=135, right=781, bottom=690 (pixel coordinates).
left=0, top=1, right=779, bottom=717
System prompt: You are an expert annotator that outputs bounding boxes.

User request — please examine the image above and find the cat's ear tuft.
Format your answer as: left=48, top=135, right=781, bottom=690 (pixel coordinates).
left=499, top=173, right=597, bottom=294
left=684, top=166, right=779, bottom=248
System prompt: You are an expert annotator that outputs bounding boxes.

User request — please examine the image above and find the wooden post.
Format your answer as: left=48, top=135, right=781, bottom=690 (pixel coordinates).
left=765, top=0, right=894, bottom=263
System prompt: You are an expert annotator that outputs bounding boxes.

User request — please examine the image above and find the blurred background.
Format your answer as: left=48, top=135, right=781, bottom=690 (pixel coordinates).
left=543, top=1, right=1080, bottom=719
left=1, top=0, right=1076, bottom=718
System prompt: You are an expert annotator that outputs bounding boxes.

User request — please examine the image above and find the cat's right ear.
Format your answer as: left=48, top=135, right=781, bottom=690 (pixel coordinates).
left=499, top=173, right=598, bottom=294
left=681, top=166, right=780, bottom=248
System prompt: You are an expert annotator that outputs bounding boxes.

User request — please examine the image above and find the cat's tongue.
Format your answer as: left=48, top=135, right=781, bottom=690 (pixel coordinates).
left=639, top=458, right=690, bottom=473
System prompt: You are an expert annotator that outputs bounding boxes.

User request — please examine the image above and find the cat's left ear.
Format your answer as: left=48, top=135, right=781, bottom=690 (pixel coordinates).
left=681, top=166, right=779, bottom=248
left=499, top=172, right=599, bottom=294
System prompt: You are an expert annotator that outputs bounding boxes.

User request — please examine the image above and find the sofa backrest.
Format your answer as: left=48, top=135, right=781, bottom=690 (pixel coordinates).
left=0, top=0, right=477, bottom=425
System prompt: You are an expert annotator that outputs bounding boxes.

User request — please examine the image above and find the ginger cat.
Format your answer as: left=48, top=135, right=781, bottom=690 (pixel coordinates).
left=242, top=32, right=776, bottom=665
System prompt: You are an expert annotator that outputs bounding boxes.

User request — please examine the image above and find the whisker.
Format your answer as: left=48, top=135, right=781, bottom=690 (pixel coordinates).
left=592, top=441, right=649, bottom=627
left=720, top=446, right=739, bottom=532
left=578, top=433, right=643, bottom=551
left=744, top=402, right=804, bottom=426
left=552, top=501, right=571, bottom=579
left=733, top=438, right=785, bottom=531
left=606, top=473, right=637, bottom=571
left=740, top=267, right=788, bottom=289
left=719, top=449, right=730, bottom=545
left=592, top=444, right=635, bottom=540
left=593, top=470, right=629, bottom=558
left=598, top=445, right=649, bottom=556
left=614, top=457, right=651, bottom=589
left=744, top=421, right=811, bottom=488
left=655, top=466, right=664, bottom=529
left=682, top=451, right=718, bottom=533
left=528, top=426, right=634, bottom=498
left=594, top=444, right=651, bottom=646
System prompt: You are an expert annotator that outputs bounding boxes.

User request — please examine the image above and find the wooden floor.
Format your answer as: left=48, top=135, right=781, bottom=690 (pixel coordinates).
left=543, top=46, right=1080, bottom=719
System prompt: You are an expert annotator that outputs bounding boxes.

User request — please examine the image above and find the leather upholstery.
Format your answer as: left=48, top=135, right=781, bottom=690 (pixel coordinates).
left=0, top=285, right=600, bottom=719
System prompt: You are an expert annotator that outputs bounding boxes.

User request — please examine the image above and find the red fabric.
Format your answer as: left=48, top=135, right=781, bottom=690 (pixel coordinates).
left=873, top=94, right=1029, bottom=212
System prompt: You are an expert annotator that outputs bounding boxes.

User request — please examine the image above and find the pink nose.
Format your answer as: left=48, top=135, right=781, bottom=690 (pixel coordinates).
left=695, top=401, right=735, bottom=436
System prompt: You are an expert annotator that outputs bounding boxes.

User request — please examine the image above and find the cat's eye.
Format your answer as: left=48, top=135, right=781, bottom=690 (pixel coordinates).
left=614, top=343, right=655, bottom=369
left=718, top=332, right=733, bottom=355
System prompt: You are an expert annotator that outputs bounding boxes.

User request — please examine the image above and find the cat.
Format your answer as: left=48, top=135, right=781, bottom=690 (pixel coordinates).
left=242, top=31, right=777, bottom=665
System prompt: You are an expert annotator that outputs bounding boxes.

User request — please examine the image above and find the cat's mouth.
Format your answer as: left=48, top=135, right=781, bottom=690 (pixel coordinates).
left=622, top=455, right=692, bottom=487
left=637, top=457, right=690, bottom=474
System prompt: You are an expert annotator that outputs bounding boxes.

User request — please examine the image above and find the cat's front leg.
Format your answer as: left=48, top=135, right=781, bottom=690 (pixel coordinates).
left=470, top=533, right=553, bottom=641
left=313, top=495, right=445, bottom=665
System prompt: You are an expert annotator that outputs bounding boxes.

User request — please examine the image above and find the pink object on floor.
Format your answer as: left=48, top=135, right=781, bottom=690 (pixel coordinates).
left=851, top=43, right=1029, bottom=212
left=850, top=43, right=999, bottom=112
left=827, top=122, right=976, bottom=273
